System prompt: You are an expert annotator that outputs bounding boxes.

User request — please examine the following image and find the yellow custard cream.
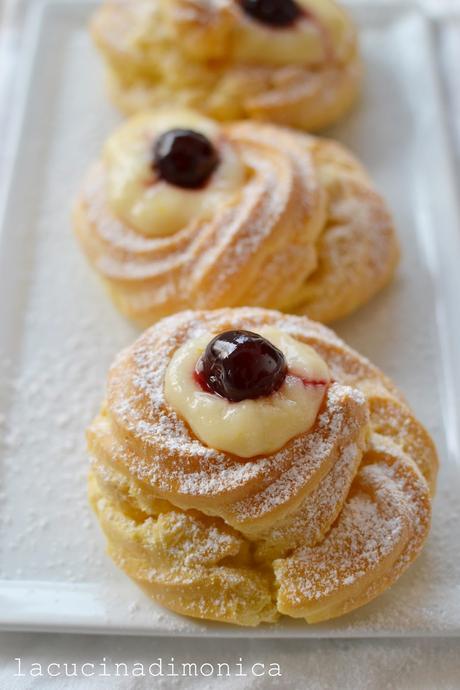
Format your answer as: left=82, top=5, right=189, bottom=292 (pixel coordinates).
left=233, top=0, right=353, bottom=66
left=164, top=328, right=330, bottom=458
left=104, top=109, right=245, bottom=237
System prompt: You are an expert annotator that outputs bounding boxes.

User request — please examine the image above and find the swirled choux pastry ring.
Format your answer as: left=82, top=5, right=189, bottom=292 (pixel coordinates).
left=91, top=0, right=362, bottom=131
left=74, top=109, right=399, bottom=326
left=88, top=308, right=438, bottom=626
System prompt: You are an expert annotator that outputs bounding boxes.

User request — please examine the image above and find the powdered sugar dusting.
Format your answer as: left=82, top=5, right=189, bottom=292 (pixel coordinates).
left=99, top=310, right=370, bottom=516
left=76, top=121, right=328, bottom=320
left=89, top=307, right=437, bottom=623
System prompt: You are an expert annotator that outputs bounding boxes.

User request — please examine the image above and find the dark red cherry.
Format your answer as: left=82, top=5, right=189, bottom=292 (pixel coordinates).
left=239, top=0, right=303, bottom=28
left=153, top=129, right=219, bottom=189
left=197, top=330, right=287, bottom=402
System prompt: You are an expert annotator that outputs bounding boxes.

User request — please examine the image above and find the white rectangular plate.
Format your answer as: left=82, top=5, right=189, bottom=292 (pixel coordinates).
left=1, top=0, right=460, bottom=637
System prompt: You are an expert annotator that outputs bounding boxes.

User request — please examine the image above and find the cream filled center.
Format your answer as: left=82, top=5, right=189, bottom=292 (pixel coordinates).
left=105, top=109, right=245, bottom=238
left=164, top=327, right=330, bottom=458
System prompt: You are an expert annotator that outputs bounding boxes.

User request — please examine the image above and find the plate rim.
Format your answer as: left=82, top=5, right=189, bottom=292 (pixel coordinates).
left=0, top=0, right=459, bottom=638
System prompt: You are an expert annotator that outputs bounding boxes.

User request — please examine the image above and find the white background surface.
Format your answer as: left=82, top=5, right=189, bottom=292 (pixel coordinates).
left=1, top=0, right=460, bottom=687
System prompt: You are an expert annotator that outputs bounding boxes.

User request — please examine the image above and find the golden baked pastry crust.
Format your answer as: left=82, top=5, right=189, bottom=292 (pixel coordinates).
left=74, top=113, right=399, bottom=326
left=91, top=0, right=362, bottom=131
left=88, top=308, right=438, bottom=626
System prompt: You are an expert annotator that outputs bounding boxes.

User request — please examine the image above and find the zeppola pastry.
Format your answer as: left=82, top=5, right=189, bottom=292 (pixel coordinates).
left=74, top=109, right=399, bottom=326
left=91, top=0, right=362, bottom=131
left=88, top=307, right=438, bottom=625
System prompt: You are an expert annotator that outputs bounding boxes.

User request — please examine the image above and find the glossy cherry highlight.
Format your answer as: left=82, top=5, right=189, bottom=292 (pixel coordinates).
left=196, top=330, right=287, bottom=402
left=153, top=129, right=219, bottom=189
